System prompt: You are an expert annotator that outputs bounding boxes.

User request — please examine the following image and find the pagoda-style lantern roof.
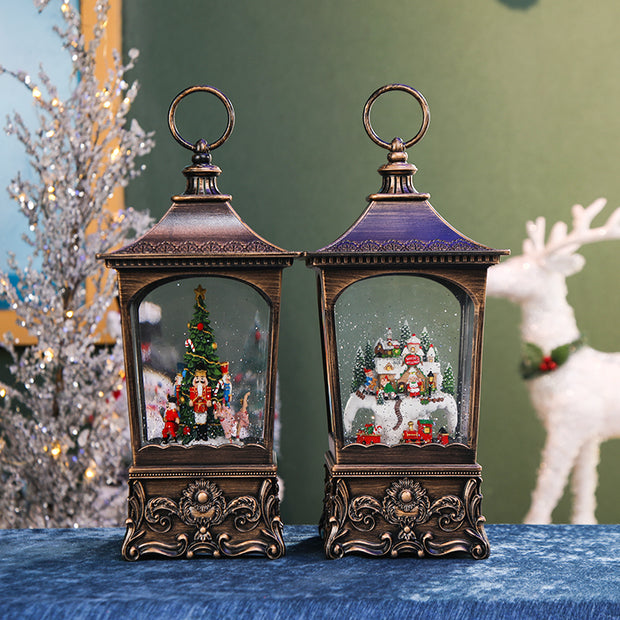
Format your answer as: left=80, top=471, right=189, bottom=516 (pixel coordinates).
left=104, top=89, right=295, bottom=269
left=310, top=84, right=505, bottom=266
left=105, top=154, right=293, bottom=264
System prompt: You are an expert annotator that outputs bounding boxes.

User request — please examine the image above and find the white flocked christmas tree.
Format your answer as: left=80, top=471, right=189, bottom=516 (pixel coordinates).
left=0, top=0, right=153, bottom=528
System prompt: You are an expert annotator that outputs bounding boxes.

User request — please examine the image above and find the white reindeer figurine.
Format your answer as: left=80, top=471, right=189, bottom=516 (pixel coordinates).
left=486, top=198, right=620, bottom=524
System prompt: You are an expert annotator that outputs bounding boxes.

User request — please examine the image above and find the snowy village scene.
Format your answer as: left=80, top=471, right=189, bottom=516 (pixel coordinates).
left=335, top=275, right=467, bottom=447
left=137, top=279, right=271, bottom=448
left=342, top=324, right=460, bottom=446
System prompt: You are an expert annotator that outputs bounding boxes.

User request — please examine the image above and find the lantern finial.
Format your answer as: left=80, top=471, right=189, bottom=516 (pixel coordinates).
left=166, top=86, right=238, bottom=198
left=362, top=85, right=431, bottom=198
left=387, top=137, right=408, bottom=163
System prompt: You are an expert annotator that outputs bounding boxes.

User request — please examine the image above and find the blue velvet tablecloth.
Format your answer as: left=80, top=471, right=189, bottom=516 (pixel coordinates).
left=0, top=524, right=618, bottom=619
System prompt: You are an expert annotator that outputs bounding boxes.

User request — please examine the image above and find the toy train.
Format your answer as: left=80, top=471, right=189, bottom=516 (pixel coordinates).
left=356, top=423, right=383, bottom=445
left=403, top=419, right=449, bottom=445
left=355, top=419, right=449, bottom=446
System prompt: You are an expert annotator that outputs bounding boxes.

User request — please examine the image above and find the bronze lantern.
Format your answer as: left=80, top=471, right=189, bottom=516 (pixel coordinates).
left=100, top=86, right=296, bottom=560
left=306, top=84, right=508, bottom=559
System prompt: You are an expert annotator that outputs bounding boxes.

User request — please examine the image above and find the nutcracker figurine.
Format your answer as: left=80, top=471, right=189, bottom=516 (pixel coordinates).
left=189, top=369, right=215, bottom=440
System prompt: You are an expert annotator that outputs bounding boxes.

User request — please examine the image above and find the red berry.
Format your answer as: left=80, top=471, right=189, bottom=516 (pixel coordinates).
left=539, top=356, right=557, bottom=372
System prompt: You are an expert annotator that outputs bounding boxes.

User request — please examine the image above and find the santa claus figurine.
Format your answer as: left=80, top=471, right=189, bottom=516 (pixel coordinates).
left=407, top=380, right=421, bottom=398
left=162, top=396, right=179, bottom=443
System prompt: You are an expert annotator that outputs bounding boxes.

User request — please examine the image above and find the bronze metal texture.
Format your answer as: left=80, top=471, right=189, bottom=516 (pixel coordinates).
left=122, top=472, right=284, bottom=560
left=168, top=85, right=235, bottom=152
left=319, top=462, right=490, bottom=559
left=307, top=84, right=507, bottom=559
left=363, top=83, right=430, bottom=150
left=99, top=86, right=296, bottom=559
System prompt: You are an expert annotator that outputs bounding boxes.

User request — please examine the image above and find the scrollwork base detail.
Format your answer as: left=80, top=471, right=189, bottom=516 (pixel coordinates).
left=122, top=476, right=284, bottom=560
left=319, top=473, right=489, bottom=560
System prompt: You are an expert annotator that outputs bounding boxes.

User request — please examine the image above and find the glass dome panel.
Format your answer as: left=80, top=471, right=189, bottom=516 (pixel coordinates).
left=133, top=277, right=271, bottom=448
left=334, top=274, right=474, bottom=448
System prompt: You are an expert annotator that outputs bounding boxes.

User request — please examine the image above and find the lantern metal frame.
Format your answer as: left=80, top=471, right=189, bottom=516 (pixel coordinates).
left=306, top=84, right=508, bottom=559
left=101, top=86, right=296, bottom=560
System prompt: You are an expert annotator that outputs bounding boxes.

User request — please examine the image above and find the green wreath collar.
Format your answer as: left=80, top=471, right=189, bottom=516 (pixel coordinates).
left=520, top=337, right=585, bottom=380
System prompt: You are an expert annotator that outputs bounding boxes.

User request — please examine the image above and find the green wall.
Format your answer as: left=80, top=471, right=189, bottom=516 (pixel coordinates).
left=123, top=0, right=620, bottom=524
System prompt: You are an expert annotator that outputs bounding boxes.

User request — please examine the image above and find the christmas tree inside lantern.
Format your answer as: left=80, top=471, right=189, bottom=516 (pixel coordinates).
left=138, top=278, right=270, bottom=448
left=178, top=285, right=226, bottom=443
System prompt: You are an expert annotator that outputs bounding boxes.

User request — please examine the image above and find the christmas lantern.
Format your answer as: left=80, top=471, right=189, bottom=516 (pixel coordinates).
left=100, top=86, right=295, bottom=559
left=306, top=84, right=508, bottom=559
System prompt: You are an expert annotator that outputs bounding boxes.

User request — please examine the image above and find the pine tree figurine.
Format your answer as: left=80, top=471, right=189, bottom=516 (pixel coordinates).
left=178, top=285, right=224, bottom=442
left=420, top=327, right=431, bottom=357
left=441, top=363, right=455, bottom=396
left=400, top=320, right=411, bottom=345
left=351, top=347, right=366, bottom=393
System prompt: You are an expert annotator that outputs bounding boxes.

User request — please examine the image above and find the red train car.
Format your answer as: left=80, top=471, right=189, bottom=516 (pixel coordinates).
left=356, top=423, right=382, bottom=445
left=402, top=419, right=434, bottom=445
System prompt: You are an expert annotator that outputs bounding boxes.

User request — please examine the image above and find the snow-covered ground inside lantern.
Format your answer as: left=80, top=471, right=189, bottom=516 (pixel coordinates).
left=343, top=391, right=458, bottom=446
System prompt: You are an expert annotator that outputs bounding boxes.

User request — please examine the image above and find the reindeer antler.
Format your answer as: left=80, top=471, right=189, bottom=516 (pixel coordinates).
left=523, top=198, right=620, bottom=258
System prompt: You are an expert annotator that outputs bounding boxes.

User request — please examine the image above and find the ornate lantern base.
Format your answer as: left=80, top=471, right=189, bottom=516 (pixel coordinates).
left=121, top=467, right=284, bottom=560
left=319, top=454, right=490, bottom=559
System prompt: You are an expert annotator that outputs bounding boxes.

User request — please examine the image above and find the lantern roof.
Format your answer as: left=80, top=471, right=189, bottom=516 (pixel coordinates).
left=308, top=84, right=507, bottom=264
left=102, top=159, right=297, bottom=267
left=102, top=86, right=297, bottom=269
left=311, top=138, right=504, bottom=260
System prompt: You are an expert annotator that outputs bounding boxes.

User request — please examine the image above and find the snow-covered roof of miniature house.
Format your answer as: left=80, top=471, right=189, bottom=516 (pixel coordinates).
left=375, top=358, right=402, bottom=376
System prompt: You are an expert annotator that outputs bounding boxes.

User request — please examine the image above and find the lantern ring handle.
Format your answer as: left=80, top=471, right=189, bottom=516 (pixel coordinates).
left=168, top=85, right=235, bottom=152
left=363, top=84, right=430, bottom=150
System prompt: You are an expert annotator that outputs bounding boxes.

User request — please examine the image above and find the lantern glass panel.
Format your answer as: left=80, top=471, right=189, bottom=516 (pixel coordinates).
left=335, top=274, right=474, bottom=447
left=134, top=276, right=271, bottom=447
